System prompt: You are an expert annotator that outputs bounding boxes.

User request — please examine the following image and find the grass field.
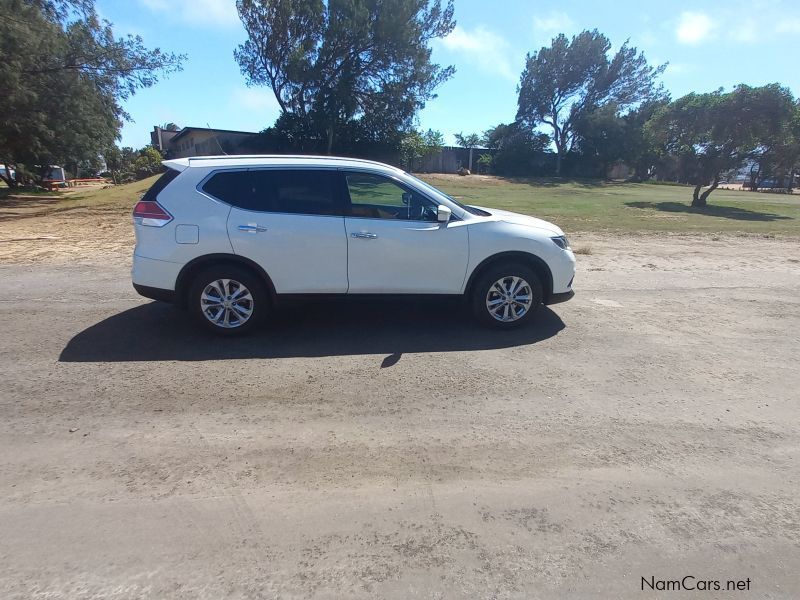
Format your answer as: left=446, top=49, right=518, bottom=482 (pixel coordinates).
left=422, top=174, right=800, bottom=235
left=2, top=173, right=798, bottom=236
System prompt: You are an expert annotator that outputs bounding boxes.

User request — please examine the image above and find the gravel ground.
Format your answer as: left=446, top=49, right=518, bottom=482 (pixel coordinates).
left=0, top=234, right=799, bottom=598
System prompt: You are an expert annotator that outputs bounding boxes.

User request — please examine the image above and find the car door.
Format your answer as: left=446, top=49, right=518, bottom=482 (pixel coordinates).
left=211, top=168, right=348, bottom=294
left=342, top=170, right=469, bottom=294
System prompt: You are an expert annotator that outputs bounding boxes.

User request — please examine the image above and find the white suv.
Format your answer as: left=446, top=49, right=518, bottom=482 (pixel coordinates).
left=132, top=155, right=575, bottom=334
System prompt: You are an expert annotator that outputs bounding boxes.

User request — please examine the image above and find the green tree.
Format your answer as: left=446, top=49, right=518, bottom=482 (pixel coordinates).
left=516, top=29, right=665, bottom=175
left=454, top=132, right=481, bottom=172
left=746, top=98, right=800, bottom=190
left=476, top=153, right=493, bottom=174
left=646, top=84, right=795, bottom=206
left=235, top=0, right=455, bottom=154
left=132, top=146, right=164, bottom=179
left=400, top=128, right=443, bottom=171
left=482, top=122, right=550, bottom=176
left=573, top=98, right=669, bottom=179
left=0, top=0, right=183, bottom=188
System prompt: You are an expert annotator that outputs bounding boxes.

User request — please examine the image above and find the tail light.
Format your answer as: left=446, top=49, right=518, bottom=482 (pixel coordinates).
left=133, top=200, right=173, bottom=227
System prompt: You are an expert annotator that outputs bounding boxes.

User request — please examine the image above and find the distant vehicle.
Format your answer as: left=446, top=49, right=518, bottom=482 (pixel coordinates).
left=132, top=155, right=576, bottom=334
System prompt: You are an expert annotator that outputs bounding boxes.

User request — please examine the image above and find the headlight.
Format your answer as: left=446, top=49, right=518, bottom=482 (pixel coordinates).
left=550, top=235, right=570, bottom=250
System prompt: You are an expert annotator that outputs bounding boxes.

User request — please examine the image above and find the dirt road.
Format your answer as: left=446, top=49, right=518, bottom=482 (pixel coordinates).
left=0, top=234, right=799, bottom=598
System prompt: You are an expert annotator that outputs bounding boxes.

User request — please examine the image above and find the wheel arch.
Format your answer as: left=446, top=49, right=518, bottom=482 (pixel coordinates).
left=465, top=251, right=553, bottom=301
left=174, top=253, right=277, bottom=307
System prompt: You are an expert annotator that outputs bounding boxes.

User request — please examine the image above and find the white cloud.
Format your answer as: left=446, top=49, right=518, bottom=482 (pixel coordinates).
left=138, top=0, right=239, bottom=28
left=231, top=87, right=280, bottom=114
left=675, top=11, right=716, bottom=45
left=533, top=11, right=575, bottom=38
left=438, top=25, right=516, bottom=81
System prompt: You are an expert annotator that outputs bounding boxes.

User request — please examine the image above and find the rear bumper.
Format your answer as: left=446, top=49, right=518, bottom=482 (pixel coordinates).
left=546, top=290, right=575, bottom=305
left=133, top=283, right=176, bottom=303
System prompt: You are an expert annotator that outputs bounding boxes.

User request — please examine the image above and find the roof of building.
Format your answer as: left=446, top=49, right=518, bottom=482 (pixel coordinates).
left=168, top=126, right=257, bottom=142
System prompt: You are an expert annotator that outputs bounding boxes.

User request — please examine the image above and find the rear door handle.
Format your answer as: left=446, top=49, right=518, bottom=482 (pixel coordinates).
left=238, top=224, right=267, bottom=233
left=350, top=232, right=378, bottom=239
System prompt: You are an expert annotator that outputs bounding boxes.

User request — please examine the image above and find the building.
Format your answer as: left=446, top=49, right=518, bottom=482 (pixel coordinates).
left=150, top=126, right=257, bottom=158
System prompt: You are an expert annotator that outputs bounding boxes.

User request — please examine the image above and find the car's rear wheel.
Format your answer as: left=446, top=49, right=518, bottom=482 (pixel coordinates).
left=188, top=266, right=267, bottom=335
left=471, top=263, right=543, bottom=328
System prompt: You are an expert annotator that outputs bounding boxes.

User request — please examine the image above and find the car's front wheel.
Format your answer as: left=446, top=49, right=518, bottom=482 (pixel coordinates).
left=188, top=266, right=267, bottom=335
left=471, top=263, right=543, bottom=328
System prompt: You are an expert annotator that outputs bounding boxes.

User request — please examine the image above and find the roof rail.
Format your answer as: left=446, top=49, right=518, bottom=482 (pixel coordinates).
left=185, top=154, right=397, bottom=168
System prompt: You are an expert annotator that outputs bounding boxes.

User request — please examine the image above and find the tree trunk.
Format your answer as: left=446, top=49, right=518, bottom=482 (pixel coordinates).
left=748, top=163, right=759, bottom=191
left=468, top=147, right=473, bottom=172
left=555, top=147, right=563, bottom=176
left=692, top=184, right=703, bottom=206
left=0, top=163, right=17, bottom=188
left=693, top=174, right=720, bottom=207
left=326, top=126, right=335, bottom=155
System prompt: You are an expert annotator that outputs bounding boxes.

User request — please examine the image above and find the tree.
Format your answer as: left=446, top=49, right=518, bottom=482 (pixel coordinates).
left=646, top=84, right=795, bottom=206
left=454, top=132, right=481, bottom=172
left=0, top=0, right=183, bottom=188
left=516, top=29, right=665, bottom=175
left=573, top=98, right=669, bottom=179
left=482, top=122, right=551, bottom=176
left=235, top=0, right=455, bottom=154
left=162, top=122, right=180, bottom=132
left=400, top=128, right=443, bottom=171
left=746, top=97, right=799, bottom=191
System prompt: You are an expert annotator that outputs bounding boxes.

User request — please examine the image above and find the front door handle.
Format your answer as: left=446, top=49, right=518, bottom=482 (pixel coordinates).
left=238, top=224, right=267, bottom=233
left=350, top=232, right=378, bottom=239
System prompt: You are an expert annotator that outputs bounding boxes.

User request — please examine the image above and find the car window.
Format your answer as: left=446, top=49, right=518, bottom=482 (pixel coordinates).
left=254, top=169, right=340, bottom=216
left=201, top=170, right=262, bottom=211
left=141, top=168, right=180, bottom=202
left=202, top=169, right=340, bottom=215
left=345, top=172, right=437, bottom=221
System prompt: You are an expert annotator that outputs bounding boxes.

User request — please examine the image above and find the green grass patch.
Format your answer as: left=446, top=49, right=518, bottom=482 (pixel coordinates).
left=420, top=175, right=800, bottom=235
left=4, top=172, right=798, bottom=236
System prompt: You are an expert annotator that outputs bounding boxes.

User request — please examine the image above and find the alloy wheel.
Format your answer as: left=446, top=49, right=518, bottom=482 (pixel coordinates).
left=485, top=276, right=533, bottom=323
left=200, top=278, right=254, bottom=328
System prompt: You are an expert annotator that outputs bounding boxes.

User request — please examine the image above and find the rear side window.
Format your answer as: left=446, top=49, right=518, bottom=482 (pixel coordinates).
left=201, top=170, right=261, bottom=211
left=202, top=169, right=340, bottom=216
left=141, top=168, right=179, bottom=202
left=255, top=170, right=339, bottom=215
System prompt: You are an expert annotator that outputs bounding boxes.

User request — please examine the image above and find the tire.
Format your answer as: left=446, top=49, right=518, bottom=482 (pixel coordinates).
left=471, top=262, right=543, bottom=329
left=188, top=265, right=268, bottom=335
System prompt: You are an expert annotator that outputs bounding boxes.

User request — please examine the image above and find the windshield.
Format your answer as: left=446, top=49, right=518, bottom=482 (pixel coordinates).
left=404, top=172, right=491, bottom=216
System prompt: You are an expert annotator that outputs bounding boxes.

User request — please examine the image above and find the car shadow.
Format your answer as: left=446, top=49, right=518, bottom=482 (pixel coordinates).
left=59, top=297, right=565, bottom=363
left=625, top=201, right=793, bottom=221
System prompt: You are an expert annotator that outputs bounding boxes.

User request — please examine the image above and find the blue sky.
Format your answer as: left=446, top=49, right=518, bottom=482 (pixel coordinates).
left=101, top=0, right=800, bottom=149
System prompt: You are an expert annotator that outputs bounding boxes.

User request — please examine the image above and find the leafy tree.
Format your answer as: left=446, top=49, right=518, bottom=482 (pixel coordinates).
left=132, top=146, right=164, bottom=179
left=454, top=132, right=481, bottom=172
left=646, top=84, right=795, bottom=206
left=476, top=152, right=493, bottom=174
left=400, top=128, right=443, bottom=171
left=0, top=0, right=183, bottom=188
left=161, top=122, right=180, bottom=132
left=516, top=29, right=665, bottom=175
left=482, top=122, right=551, bottom=176
left=746, top=98, right=799, bottom=190
left=573, top=98, right=669, bottom=179
left=235, top=0, right=455, bottom=154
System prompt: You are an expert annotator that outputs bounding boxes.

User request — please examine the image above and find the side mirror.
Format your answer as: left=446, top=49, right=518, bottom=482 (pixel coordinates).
left=401, top=192, right=413, bottom=205
left=437, top=205, right=452, bottom=223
